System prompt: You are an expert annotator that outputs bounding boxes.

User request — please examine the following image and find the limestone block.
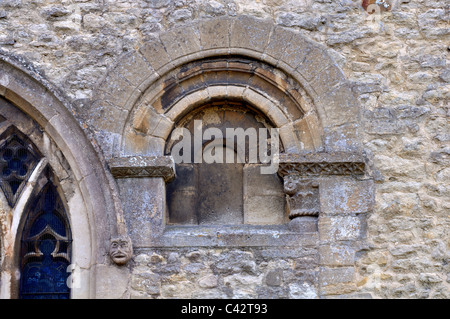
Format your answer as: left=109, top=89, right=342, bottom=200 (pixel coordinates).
left=264, top=26, right=295, bottom=62
left=319, top=244, right=355, bottom=266
left=88, top=100, right=128, bottom=133
left=122, top=130, right=165, bottom=157
left=310, top=65, right=346, bottom=97
left=94, top=265, right=130, bottom=299
left=276, top=32, right=310, bottom=72
left=198, top=274, right=219, bottom=288
left=296, top=45, right=330, bottom=82
left=318, top=215, right=364, bottom=242
left=139, top=41, right=172, bottom=73
left=288, top=282, right=317, bottom=299
left=198, top=17, right=230, bottom=50
left=315, top=83, right=360, bottom=128
left=292, top=114, right=322, bottom=151
left=160, top=25, right=202, bottom=60
left=117, top=177, right=166, bottom=246
left=94, top=71, right=136, bottom=110
left=319, top=178, right=375, bottom=215
left=320, top=267, right=355, bottom=286
left=114, top=52, right=155, bottom=89
left=244, top=195, right=286, bottom=225
left=230, top=15, right=272, bottom=52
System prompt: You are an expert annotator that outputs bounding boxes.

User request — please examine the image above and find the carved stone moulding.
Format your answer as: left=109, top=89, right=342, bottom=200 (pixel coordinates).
left=277, top=152, right=366, bottom=177
left=109, top=156, right=176, bottom=182
left=278, top=152, right=366, bottom=221
left=284, top=178, right=320, bottom=219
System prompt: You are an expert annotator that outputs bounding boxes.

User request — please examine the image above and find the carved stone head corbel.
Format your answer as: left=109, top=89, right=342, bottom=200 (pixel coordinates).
left=109, top=236, right=133, bottom=266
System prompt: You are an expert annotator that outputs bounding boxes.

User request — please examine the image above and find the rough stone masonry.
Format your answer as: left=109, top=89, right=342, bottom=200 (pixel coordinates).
left=0, top=0, right=448, bottom=299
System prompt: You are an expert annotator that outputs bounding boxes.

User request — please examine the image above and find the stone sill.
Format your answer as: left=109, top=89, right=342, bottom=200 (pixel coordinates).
left=146, top=224, right=318, bottom=248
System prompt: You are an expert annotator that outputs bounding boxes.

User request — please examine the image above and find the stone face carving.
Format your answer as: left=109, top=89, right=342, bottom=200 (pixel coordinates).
left=109, top=236, right=133, bottom=265
left=284, top=176, right=320, bottom=219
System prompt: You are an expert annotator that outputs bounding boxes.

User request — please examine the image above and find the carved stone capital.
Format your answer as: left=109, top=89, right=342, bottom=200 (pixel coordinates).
left=278, top=152, right=365, bottom=220
left=284, top=176, right=320, bottom=219
left=109, top=156, right=175, bottom=182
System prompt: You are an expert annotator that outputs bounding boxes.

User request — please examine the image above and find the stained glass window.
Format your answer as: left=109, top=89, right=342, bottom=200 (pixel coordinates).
left=0, top=132, right=39, bottom=207
left=19, top=177, right=72, bottom=299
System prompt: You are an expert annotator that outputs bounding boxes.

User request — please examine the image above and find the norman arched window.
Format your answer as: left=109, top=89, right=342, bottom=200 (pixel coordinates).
left=19, top=168, right=72, bottom=299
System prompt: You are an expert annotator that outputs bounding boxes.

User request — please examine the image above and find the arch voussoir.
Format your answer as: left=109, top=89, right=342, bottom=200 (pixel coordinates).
left=91, top=15, right=361, bottom=158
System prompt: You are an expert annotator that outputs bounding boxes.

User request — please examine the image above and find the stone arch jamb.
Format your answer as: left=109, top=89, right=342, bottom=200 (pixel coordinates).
left=0, top=53, right=130, bottom=298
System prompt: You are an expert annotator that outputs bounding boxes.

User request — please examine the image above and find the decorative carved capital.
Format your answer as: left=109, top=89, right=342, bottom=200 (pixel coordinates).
left=284, top=176, right=320, bottom=219
left=109, top=236, right=133, bottom=266
left=278, top=152, right=365, bottom=219
left=109, top=156, right=175, bottom=182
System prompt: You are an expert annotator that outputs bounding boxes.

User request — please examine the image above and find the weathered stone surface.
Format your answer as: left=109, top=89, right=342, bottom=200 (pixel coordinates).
left=117, top=177, right=166, bottom=245
left=198, top=17, right=230, bottom=50
left=320, top=178, right=375, bottom=214
left=109, top=155, right=175, bottom=182
left=230, top=15, right=272, bottom=52
left=0, top=0, right=448, bottom=300
left=160, top=26, right=202, bottom=60
left=278, top=152, right=366, bottom=177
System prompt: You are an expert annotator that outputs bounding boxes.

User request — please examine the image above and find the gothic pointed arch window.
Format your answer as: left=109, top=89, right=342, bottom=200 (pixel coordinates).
left=19, top=168, right=72, bottom=299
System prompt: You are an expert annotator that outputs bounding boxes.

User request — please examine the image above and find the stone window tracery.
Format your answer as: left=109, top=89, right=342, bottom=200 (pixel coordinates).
left=19, top=168, right=72, bottom=299
left=0, top=129, right=39, bottom=207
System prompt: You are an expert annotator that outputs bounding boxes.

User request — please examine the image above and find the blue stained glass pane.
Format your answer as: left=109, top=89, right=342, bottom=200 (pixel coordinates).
left=18, top=148, right=28, bottom=161
left=29, top=216, right=47, bottom=237
left=20, top=182, right=72, bottom=299
left=50, top=215, right=66, bottom=236
left=9, top=158, right=20, bottom=170
left=21, top=238, right=70, bottom=299
left=2, top=148, right=12, bottom=160
left=19, top=165, right=28, bottom=176
left=0, top=133, right=40, bottom=207
left=9, top=180, right=20, bottom=194
left=2, top=167, right=10, bottom=177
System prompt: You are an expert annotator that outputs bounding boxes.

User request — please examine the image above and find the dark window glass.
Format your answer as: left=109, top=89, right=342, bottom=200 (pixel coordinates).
left=0, top=133, right=39, bottom=207
left=20, top=178, right=72, bottom=299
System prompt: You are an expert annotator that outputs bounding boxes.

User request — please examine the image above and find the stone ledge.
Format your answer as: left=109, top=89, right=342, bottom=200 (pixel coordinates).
left=147, top=224, right=318, bottom=248
left=278, top=152, right=365, bottom=177
left=109, top=155, right=175, bottom=182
